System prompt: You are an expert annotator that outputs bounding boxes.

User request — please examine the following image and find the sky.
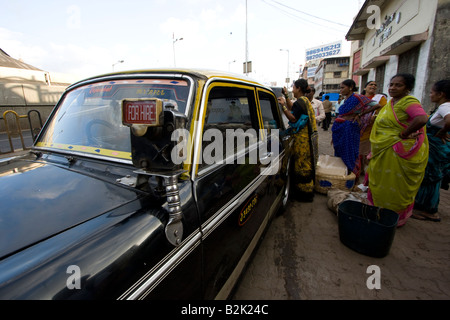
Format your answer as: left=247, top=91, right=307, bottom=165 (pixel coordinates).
left=0, top=0, right=363, bottom=86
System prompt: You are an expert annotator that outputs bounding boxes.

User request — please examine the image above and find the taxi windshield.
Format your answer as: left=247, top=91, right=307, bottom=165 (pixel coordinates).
left=36, top=78, right=190, bottom=161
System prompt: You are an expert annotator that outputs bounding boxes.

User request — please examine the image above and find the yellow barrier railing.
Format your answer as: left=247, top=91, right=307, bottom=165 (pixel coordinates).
left=1, top=109, right=43, bottom=154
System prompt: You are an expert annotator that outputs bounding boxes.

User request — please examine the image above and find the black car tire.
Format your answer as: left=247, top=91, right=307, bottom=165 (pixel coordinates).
left=277, top=157, right=292, bottom=216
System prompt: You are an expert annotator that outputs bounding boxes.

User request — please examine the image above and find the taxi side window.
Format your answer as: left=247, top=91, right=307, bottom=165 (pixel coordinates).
left=258, top=91, right=282, bottom=132
left=200, top=86, right=258, bottom=169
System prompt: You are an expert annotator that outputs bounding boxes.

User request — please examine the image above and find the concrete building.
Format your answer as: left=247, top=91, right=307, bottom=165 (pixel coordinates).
left=0, top=48, right=77, bottom=132
left=301, top=60, right=321, bottom=89
left=347, top=0, right=450, bottom=111
left=314, top=56, right=350, bottom=96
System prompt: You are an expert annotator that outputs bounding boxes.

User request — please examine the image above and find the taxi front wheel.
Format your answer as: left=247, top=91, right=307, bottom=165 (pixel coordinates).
left=278, top=157, right=292, bottom=215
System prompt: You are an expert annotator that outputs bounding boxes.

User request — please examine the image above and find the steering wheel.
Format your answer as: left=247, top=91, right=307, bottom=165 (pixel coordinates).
left=85, top=119, right=116, bottom=149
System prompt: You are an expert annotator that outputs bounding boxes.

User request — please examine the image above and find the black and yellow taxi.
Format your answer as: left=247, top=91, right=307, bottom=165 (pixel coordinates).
left=0, top=69, right=293, bottom=299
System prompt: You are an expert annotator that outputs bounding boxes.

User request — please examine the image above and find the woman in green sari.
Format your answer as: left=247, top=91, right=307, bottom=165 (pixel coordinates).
left=278, top=79, right=318, bottom=202
left=367, top=74, right=429, bottom=227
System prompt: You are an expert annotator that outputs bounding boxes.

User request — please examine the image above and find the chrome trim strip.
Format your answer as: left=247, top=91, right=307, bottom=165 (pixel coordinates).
left=199, top=145, right=285, bottom=239
left=118, top=228, right=202, bottom=300
left=201, top=170, right=268, bottom=240
left=33, top=147, right=133, bottom=165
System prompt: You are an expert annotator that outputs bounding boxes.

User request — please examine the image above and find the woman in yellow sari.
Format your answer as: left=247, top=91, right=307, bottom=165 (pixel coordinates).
left=367, top=74, right=429, bottom=227
left=278, top=79, right=318, bottom=202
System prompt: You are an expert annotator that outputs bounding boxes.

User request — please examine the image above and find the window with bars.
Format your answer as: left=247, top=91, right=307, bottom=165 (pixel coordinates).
left=376, top=64, right=386, bottom=93
left=397, top=45, right=421, bottom=77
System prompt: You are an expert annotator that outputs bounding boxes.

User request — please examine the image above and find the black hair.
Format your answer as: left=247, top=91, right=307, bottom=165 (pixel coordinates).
left=293, top=79, right=310, bottom=94
left=364, top=80, right=376, bottom=88
left=391, top=73, right=415, bottom=91
left=362, top=80, right=377, bottom=95
left=341, top=79, right=357, bottom=92
left=433, top=79, right=450, bottom=99
left=324, top=95, right=330, bottom=100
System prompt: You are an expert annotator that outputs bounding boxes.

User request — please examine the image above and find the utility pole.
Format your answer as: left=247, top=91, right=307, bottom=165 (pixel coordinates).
left=244, top=0, right=249, bottom=76
left=280, top=49, right=290, bottom=87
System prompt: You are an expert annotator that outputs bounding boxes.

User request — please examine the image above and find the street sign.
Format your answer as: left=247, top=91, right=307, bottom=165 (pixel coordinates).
left=243, top=61, right=252, bottom=73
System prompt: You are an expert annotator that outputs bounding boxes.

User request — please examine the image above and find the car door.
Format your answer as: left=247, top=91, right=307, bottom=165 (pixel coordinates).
left=257, top=88, right=291, bottom=211
left=192, top=81, right=276, bottom=299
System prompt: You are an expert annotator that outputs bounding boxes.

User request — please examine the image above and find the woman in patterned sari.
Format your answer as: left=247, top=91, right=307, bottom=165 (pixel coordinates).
left=331, top=80, right=374, bottom=179
left=360, top=81, right=388, bottom=182
left=413, top=80, right=450, bottom=222
left=278, top=79, right=318, bottom=202
left=367, top=74, right=429, bottom=227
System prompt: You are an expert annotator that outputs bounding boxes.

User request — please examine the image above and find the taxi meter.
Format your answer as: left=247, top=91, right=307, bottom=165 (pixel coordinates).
left=122, top=98, right=187, bottom=171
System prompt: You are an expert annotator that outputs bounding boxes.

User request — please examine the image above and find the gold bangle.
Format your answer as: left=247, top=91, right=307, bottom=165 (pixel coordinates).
left=283, top=106, right=288, bottom=112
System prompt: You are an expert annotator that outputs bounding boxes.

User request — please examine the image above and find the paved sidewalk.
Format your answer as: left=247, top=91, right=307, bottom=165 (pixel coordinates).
left=0, top=131, right=34, bottom=156
left=233, top=128, right=450, bottom=300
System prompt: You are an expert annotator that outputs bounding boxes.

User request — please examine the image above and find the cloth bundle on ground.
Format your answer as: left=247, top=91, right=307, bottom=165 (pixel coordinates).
left=327, top=188, right=368, bottom=214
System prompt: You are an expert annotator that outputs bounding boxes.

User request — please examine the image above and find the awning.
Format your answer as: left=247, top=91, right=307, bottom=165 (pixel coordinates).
left=362, top=56, right=390, bottom=69
left=346, top=0, right=388, bottom=41
left=380, top=31, right=428, bottom=56
left=353, top=68, right=370, bottom=76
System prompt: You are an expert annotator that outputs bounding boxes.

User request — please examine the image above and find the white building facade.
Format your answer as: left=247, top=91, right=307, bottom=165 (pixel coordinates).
left=347, top=0, right=449, bottom=111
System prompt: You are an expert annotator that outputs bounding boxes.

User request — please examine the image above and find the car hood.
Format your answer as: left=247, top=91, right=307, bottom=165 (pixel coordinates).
left=0, top=157, right=141, bottom=259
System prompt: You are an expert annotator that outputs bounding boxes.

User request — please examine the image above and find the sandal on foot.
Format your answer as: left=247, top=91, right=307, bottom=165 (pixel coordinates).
left=412, top=212, right=441, bottom=222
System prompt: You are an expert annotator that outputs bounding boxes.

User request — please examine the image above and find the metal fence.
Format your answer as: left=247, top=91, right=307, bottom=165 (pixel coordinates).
left=1, top=109, right=43, bottom=154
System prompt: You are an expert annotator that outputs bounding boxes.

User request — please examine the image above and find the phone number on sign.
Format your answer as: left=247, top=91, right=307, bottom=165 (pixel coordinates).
left=306, top=49, right=341, bottom=61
